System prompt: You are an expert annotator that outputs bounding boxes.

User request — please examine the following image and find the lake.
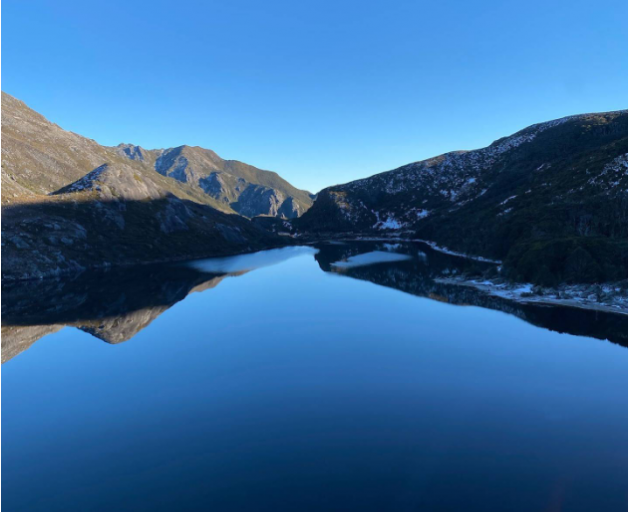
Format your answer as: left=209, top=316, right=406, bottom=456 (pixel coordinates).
left=2, top=241, right=627, bottom=511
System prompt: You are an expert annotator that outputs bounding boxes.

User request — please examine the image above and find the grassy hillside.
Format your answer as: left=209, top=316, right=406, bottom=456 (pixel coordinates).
left=2, top=92, right=312, bottom=218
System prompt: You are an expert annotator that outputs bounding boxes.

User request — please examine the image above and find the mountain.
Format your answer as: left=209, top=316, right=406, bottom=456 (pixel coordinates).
left=4, top=241, right=624, bottom=365
left=297, top=111, right=628, bottom=285
left=115, top=144, right=313, bottom=218
left=2, top=92, right=312, bottom=217
left=1, top=92, right=310, bottom=280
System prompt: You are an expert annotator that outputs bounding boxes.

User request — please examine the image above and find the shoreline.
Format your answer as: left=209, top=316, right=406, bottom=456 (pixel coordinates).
left=299, top=233, right=503, bottom=264
left=5, top=234, right=628, bottom=317
left=301, top=234, right=628, bottom=316
left=436, top=277, right=628, bottom=316
left=1, top=241, right=291, bottom=284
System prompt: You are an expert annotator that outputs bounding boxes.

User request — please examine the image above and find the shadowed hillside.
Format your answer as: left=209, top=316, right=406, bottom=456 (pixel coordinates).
left=298, top=111, right=628, bottom=285
left=2, top=195, right=283, bottom=281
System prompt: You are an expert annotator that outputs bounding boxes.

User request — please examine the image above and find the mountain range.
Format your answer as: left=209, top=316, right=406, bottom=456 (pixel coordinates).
left=2, top=92, right=312, bottom=216
left=1, top=92, right=627, bottom=288
left=1, top=92, right=311, bottom=280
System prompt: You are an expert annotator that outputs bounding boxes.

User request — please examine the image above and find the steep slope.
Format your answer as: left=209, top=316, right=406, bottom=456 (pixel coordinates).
left=1, top=92, right=312, bottom=218
left=298, top=111, right=628, bottom=285
left=2, top=92, right=118, bottom=199
left=1, top=92, right=287, bottom=280
left=0, top=93, right=241, bottom=212
left=115, top=143, right=313, bottom=218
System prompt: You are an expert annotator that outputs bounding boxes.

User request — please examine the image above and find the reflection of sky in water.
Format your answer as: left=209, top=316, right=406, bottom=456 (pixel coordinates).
left=3, top=248, right=627, bottom=512
left=331, top=250, right=412, bottom=268
left=185, top=245, right=318, bottom=273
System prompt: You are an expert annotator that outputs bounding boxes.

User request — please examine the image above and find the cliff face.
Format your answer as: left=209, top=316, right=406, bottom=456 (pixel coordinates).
left=298, top=111, right=628, bottom=285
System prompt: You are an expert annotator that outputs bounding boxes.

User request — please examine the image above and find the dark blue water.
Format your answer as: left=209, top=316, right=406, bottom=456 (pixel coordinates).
left=2, top=243, right=627, bottom=511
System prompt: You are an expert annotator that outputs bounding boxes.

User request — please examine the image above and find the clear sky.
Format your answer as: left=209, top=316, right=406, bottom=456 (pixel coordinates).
left=3, top=0, right=627, bottom=193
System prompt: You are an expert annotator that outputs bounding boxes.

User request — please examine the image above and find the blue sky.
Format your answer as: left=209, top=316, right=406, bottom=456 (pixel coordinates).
left=3, top=0, right=627, bottom=192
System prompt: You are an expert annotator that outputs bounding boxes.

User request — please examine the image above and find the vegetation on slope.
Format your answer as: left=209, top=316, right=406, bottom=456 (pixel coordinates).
left=297, top=111, right=628, bottom=285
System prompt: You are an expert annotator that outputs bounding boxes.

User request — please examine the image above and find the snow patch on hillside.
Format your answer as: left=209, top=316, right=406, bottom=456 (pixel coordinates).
left=372, top=211, right=406, bottom=230
left=587, top=153, right=628, bottom=193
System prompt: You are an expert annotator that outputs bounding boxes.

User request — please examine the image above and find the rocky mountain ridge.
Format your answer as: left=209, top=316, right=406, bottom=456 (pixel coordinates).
left=2, top=92, right=312, bottom=218
left=115, top=143, right=313, bottom=218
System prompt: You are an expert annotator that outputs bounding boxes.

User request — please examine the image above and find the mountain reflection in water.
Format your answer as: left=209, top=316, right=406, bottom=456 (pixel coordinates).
left=1, top=242, right=626, bottom=363
left=1, top=246, right=317, bottom=362
left=314, top=241, right=628, bottom=347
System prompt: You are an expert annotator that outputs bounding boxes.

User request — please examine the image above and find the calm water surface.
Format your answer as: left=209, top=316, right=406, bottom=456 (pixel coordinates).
left=2, top=242, right=628, bottom=511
